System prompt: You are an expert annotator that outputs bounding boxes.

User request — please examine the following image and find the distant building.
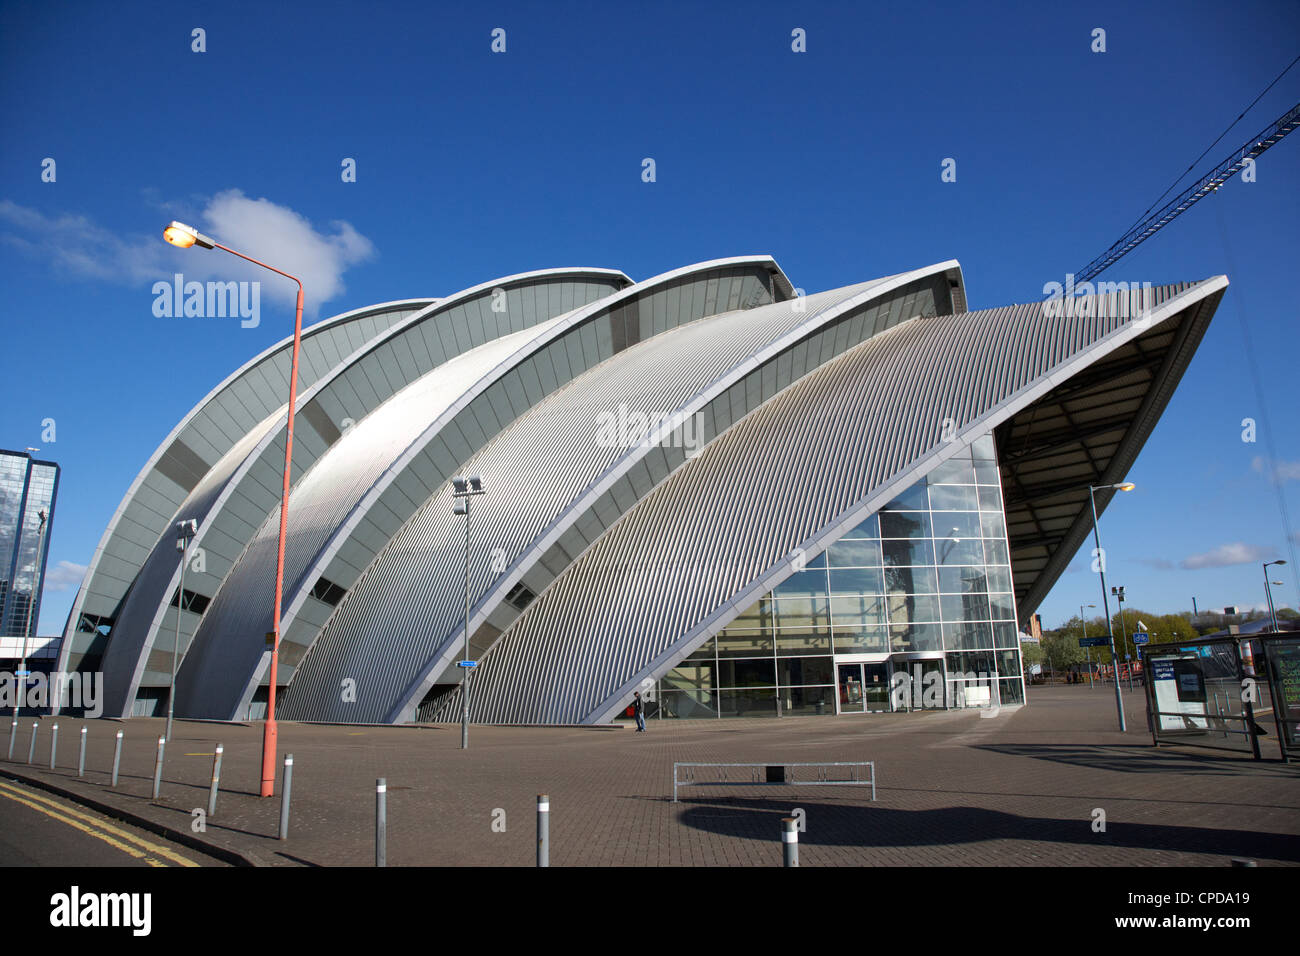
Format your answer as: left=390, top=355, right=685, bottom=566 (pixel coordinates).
left=0, top=448, right=59, bottom=642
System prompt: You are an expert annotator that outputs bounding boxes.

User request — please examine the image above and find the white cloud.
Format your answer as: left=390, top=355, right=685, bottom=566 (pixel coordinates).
left=0, top=191, right=374, bottom=311
left=1251, top=456, right=1300, bottom=485
left=43, top=560, right=87, bottom=592
left=1180, top=542, right=1276, bottom=570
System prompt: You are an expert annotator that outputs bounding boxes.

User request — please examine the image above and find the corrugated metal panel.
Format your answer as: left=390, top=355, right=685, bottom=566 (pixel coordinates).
left=447, top=279, right=1225, bottom=724
left=283, top=263, right=962, bottom=722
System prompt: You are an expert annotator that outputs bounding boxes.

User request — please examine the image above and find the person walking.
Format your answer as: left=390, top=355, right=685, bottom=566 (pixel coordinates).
left=633, top=691, right=646, bottom=732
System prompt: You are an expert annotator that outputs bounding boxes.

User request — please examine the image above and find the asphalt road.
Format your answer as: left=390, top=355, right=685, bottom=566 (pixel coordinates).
left=0, top=778, right=226, bottom=867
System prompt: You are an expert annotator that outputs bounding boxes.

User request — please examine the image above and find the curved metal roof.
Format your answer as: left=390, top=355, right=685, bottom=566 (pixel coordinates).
left=93, top=269, right=630, bottom=717
left=444, top=278, right=1225, bottom=724
left=57, top=298, right=435, bottom=679
left=175, top=257, right=790, bottom=719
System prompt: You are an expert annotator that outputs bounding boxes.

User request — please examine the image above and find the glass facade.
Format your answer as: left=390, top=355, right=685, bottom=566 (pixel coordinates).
left=0, top=450, right=59, bottom=640
left=655, top=433, right=1024, bottom=718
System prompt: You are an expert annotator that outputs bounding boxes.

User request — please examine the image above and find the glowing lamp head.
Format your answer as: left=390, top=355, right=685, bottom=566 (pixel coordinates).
left=1117, top=482, right=1135, bottom=492
left=163, top=221, right=214, bottom=250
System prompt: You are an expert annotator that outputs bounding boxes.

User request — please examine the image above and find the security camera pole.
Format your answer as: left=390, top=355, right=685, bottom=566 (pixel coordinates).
left=163, top=221, right=304, bottom=797
left=452, top=476, right=485, bottom=749
left=1089, top=481, right=1135, bottom=732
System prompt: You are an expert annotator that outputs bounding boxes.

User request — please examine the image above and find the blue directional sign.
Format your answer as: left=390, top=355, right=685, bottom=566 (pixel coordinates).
left=1078, top=637, right=1108, bottom=647
left=1134, top=633, right=1149, bottom=645
left=456, top=660, right=477, bottom=668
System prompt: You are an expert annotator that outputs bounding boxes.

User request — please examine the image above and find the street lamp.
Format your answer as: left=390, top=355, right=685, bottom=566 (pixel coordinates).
left=14, top=509, right=48, bottom=726
left=452, top=475, right=485, bottom=750
left=167, top=519, right=199, bottom=742
left=1111, top=584, right=1133, bottom=691
left=163, top=220, right=304, bottom=797
left=1089, top=480, right=1134, bottom=732
left=1263, top=560, right=1287, bottom=632
left=1080, top=603, right=1096, bottom=687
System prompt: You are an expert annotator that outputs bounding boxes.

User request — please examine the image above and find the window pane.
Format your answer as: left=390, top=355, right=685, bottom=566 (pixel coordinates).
left=978, top=484, right=1002, bottom=511
left=880, top=482, right=928, bottom=511
left=888, top=593, right=941, bottom=625
left=936, top=537, right=984, bottom=566
left=773, top=570, right=828, bottom=598
left=716, top=629, right=773, bottom=658
left=885, top=564, right=938, bottom=595
left=939, top=566, right=987, bottom=594
left=771, top=597, right=830, bottom=629
left=972, top=434, right=997, bottom=460
left=890, top=622, right=942, bottom=652
left=717, top=657, right=776, bottom=687
left=718, top=688, right=777, bottom=717
left=827, top=539, right=881, bottom=568
left=830, top=594, right=886, bottom=626
left=983, top=538, right=1010, bottom=566
left=931, top=512, right=981, bottom=540
left=929, top=457, right=975, bottom=484
left=777, top=656, right=834, bottom=686
left=829, top=567, right=884, bottom=594
left=833, top=625, right=888, bottom=654
left=996, top=649, right=1022, bottom=678
left=780, top=685, right=836, bottom=715
left=660, top=688, right=718, bottom=718
left=880, top=511, right=932, bottom=539
left=929, top=484, right=979, bottom=511
left=993, top=622, right=1019, bottom=646
left=941, top=592, right=991, bottom=622
left=989, top=593, right=1016, bottom=620
left=685, top=637, right=716, bottom=661
left=775, top=627, right=833, bottom=655
left=986, top=565, right=1013, bottom=593
left=999, top=678, right=1025, bottom=704
left=845, top=513, right=880, bottom=538
left=980, top=511, right=1006, bottom=539
left=974, top=459, right=1000, bottom=485
left=883, top=538, right=935, bottom=567
left=944, top=621, right=994, bottom=650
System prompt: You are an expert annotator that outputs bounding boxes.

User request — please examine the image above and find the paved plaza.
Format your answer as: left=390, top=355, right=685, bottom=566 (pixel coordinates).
left=3, top=684, right=1297, bottom=866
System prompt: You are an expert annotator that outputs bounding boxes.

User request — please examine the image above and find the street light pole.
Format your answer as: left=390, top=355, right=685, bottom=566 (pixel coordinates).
left=163, top=221, right=304, bottom=797
left=1263, top=560, right=1287, bottom=632
left=451, top=476, right=485, bottom=750
left=1089, top=481, right=1134, bottom=732
left=15, top=509, right=48, bottom=722
left=167, top=519, right=198, bottom=742
left=1080, top=603, right=1096, bottom=687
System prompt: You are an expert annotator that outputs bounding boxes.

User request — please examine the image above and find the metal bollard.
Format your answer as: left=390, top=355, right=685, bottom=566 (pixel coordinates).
left=111, top=731, right=123, bottom=786
left=49, top=723, right=58, bottom=769
left=278, top=754, right=294, bottom=840
left=537, top=793, right=550, bottom=867
left=376, top=778, right=387, bottom=867
left=7, top=720, right=16, bottom=760
left=27, top=723, right=37, bottom=764
left=151, top=736, right=165, bottom=800
left=782, top=816, right=799, bottom=867
left=207, top=745, right=223, bottom=817
left=78, top=727, right=87, bottom=777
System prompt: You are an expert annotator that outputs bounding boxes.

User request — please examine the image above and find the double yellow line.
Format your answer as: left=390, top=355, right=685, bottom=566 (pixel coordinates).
left=0, top=778, right=200, bottom=867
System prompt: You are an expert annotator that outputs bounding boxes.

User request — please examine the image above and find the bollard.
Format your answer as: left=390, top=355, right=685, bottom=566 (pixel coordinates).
left=782, top=816, right=799, bottom=867
left=376, top=778, right=387, bottom=867
left=278, top=754, right=294, bottom=840
left=49, top=723, right=58, bottom=769
left=7, top=720, right=16, bottom=760
left=27, top=723, right=37, bottom=764
left=111, top=731, right=123, bottom=787
left=207, top=745, right=223, bottom=817
left=151, top=736, right=165, bottom=800
left=537, top=793, right=550, bottom=867
left=78, top=727, right=87, bottom=777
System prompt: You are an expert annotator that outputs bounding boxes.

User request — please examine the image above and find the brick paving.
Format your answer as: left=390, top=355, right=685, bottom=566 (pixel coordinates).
left=2, top=684, right=1297, bottom=866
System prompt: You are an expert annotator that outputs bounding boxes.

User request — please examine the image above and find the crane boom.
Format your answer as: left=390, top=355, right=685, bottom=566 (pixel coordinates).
left=1076, top=101, right=1300, bottom=284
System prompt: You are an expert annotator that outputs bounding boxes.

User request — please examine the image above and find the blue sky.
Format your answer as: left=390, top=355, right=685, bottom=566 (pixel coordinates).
left=1, top=0, right=1297, bottom=635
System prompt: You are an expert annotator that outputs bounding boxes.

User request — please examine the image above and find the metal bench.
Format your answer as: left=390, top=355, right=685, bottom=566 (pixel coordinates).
left=672, top=761, right=876, bottom=802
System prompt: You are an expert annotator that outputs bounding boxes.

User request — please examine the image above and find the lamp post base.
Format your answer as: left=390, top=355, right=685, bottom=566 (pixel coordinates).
left=260, top=719, right=278, bottom=797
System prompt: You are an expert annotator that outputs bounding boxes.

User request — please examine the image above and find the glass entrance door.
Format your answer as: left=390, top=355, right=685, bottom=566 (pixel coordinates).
left=863, top=662, right=890, bottom=711
left=838, top=663, right=865, bottom=713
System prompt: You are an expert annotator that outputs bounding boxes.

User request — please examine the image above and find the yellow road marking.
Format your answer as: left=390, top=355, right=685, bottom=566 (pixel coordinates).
left=0, top=780, right=200, bottom=867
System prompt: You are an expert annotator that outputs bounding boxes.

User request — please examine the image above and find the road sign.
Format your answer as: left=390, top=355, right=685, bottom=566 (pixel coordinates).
left=1079, top=637, right=1108, bottom=647
left=457, top=660, right=477, bottom=668
left=1134, top=633, right=1149, bottom=645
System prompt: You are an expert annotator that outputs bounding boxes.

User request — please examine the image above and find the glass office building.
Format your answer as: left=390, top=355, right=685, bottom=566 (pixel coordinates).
left=61, top=257, right=1226, bottom=725
left=1, top=449, right=59, bottom=641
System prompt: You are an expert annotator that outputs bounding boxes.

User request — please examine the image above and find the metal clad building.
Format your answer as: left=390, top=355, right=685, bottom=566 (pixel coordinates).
left=59, top=259, right=1227, bottom=724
